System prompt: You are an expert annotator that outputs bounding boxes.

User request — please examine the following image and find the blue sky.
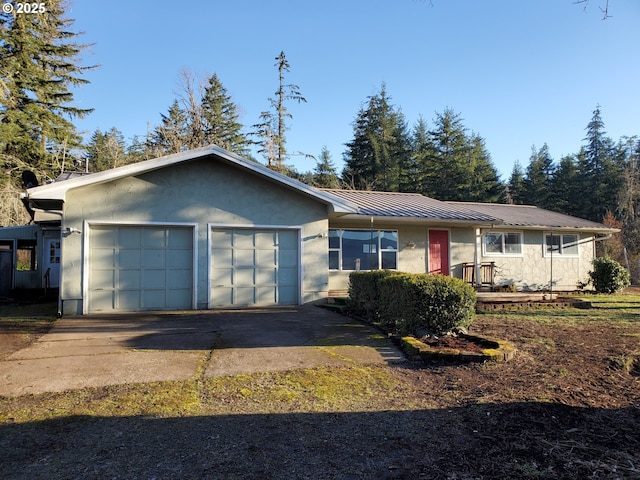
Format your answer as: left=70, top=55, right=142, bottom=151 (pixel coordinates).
left=69, top=0, right=640, bottom=179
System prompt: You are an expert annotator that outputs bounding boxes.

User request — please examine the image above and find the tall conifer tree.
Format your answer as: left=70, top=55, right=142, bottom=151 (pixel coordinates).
left=342, top=84, right=409, bottom=191
left=201, top=73, right=249, bottom=155
left=0, top=0, right=93, bottom=176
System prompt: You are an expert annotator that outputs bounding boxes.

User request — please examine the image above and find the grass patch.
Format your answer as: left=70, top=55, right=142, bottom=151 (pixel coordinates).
left=0, top=381, right=201, bottom=422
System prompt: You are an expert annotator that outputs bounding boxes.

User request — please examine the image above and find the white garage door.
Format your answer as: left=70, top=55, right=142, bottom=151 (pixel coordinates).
left=88, top=225, right=194, bottom=312
left=210, top=228, right=299, bottom=306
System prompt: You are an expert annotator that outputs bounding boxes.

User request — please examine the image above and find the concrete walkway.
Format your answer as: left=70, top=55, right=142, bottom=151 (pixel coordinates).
left=0, top=305, right=405, bottom=397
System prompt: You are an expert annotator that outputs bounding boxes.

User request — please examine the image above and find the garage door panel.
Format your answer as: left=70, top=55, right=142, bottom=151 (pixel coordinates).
left=212, top=286, right=233, bottom=305
left=168, top=269, right=193, bottom=289
left=143, top=269, right=166, bottom=289
left=235, top=268, right=255, bottom=286
left=279, top=250, right=298, bottom=268
left=119, top=270, right=141, bottom=289
left=91, top=269, right=114, bottom=289
left=168, top=289, right=192, bottom=309
left=234, top=249, right=255, bottom=267
left=212, top=248, right=232, bottom=267
left=212, top=267, right=233, bottom=285
left=118, top=250, right=141, bottom=267
left=278, top=267, right=298, bottom=286
left=142, top=228, right=166, bottom=248
left=279, top=231, right=298, bottom=249
left=118, top=290, right=141, bottom=310
left=143, top=249, right=165, bottom=267
left=256, top=249, right=276, bottom=266
left=168, top=228, right=192, bottom=247
left=278, top=287, right=298, bottom=304
left=235, top=287, right=255, bottom=304
left=255, top=231, right=276, bottom=248
left=119, top=228, right=141, bottom=247
left=210, top=228, right=299, bottom=307
left=234, top=231, right=255, bottom=248
left=168, top=250, right=193, bottom=268
left=89, top=290, right=114, bottom=311
left=256, top=267, right=276, bottom=284
left=143, top=290, right=165, bottom=309
left=211, top=230, right=232, bottom=247
left=256, top=286, right=276, bottom=304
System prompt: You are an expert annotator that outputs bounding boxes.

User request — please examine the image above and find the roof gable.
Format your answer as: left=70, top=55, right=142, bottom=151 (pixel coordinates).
left=26, top=146, right=358, bottom=214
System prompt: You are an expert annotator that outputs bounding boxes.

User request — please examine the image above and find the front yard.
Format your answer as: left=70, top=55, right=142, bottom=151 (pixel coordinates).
left=0, top=293, right=638, bottom=479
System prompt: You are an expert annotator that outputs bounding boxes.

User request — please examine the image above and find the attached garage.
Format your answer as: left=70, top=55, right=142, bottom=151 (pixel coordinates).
left=210, top=227, right=300, bottom=307
left=87, top=224, right=195, bottom=313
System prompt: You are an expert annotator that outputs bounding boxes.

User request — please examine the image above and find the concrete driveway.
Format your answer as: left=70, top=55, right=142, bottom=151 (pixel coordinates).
left=0, top=304, right=406, bottom=397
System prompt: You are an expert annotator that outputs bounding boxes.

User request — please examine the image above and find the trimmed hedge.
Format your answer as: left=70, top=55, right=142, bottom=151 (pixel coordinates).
left=348, top=271, right=476, bottom=335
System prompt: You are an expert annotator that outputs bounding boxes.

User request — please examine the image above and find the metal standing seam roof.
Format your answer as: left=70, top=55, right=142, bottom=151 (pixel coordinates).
left=447, top=202, right=617, bottom=231
left=320, top=189, right=497, bottom=222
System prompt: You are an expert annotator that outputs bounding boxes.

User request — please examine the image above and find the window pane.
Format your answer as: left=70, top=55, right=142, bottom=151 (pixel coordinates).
left=504, top=233, right=521, bottom=254
left=329, top=250, right=339, bottom=270
left=563, top=235, right=578, bottom=255
left=546, top=235, right=561, bottom=254
left=380, top=231, right=398, bottom=250
left=328, top=229, right=340, bottom=249
left=341, top=230, right=378, bottom=270
left=381, top=251, right=397, bottom=269
left=484, top=233, right=503, bottom=254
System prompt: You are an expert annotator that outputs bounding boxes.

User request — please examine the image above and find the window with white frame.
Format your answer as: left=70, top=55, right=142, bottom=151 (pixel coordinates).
left=545, top=233, right=579, bottom=256
left=482, top=231, right=522, bottom=255
left=329, top=229, right=398, bottom=271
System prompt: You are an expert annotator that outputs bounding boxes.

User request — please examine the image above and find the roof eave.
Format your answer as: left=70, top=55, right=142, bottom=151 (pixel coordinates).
left=330, top=213, right=497, bottom=226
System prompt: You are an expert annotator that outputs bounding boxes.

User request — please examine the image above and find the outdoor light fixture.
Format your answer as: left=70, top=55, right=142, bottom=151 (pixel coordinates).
left=65, top=227, right=81, bottom=235
left=406, top=241, right=416, bottom=249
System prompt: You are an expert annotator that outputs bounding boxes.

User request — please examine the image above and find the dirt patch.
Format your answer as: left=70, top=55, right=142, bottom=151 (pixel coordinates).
left=0, top=317, right=56, bottom=360
left=419, top=334, right=493, bottom=353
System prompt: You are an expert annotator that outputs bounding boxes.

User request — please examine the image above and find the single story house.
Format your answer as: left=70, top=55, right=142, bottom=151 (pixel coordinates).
left=0, top=145, right=616, bottom=315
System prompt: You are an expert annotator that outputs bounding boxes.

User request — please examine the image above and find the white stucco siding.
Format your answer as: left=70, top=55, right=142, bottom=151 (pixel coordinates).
left=61, top=159, right=329, bottom=313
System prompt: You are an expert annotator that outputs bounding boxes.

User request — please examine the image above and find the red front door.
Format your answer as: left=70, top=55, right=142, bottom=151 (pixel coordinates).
left=428, top=230, right=450, bottom=275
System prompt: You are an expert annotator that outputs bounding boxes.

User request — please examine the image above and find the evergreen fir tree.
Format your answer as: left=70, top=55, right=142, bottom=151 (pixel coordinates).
left=201, top=73, right=249, bottom=155
left=424, top=109, right=472, bottom=201
left=404, top=116, right=430, bottom=193
left=466, top=133, right=503, bottom=203
left=580, top=106, right=621, bottom=221
left=506, top=161, right=525, bottom=204
left=151, top=100, right=188, bottom=154
left=0, top=0, right=93, bottom=176
left=548, top=154, right=581, bottom=216
left=312, top=147, right=340, bottom=188
left=86, top=127, right=127, bottom=172
left=523, top=144, right=554, bottom=208
left=342, top=84, right=409, bottom=191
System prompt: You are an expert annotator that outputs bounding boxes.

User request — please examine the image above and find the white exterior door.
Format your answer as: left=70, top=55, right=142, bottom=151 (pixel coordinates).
left=210, top=228, right=299, bottom=307
left=88, top=225, right=194, bottom=313
left=44, top=238, right=61, bottom=288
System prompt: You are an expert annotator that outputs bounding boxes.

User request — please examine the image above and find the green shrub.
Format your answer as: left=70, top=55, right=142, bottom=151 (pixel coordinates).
left=348, top=270, right=398, bottom=319
left=349, top=271, right=476, bottom=335
left=588, top=257, right=631, bottom=294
